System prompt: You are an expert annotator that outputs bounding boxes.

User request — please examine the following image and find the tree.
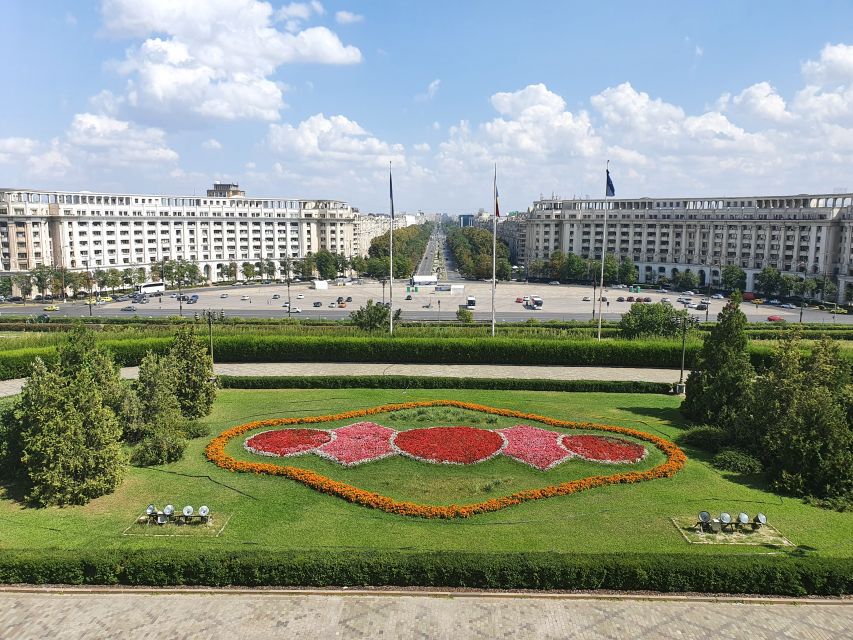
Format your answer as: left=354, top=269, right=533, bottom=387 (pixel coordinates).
left=0, top=277, right=12, bottom=298
left=456, top=307, right=473, bottom=323
left=619, top=303, right=688, bottom=339
left=755, top=266, right=781, bottom=297
left=721, top=264, right=746, bottom=292
left=617, top=257, right=638, bottom=285
left=170, top=326, right=216, bottom=418
left=757, top=335, right=853, bottom=499
left=315, top=249, right=338, bottom=280
left=350, top=299, right=390, bottom=332
left=224, top=262, right=238, bottom=282
left=30, top=265, right=55, bottom=295
left=779, top=274, right=798, bottom=299
left=682, top=293, right=755, bottom=432
left=13, top=359, right=125, bottom=506
left=335, top=253, right=349, bottom=277
left=279, top=256, right=293, bottom=282
left=241, top=262, right=256, bottom=281
left=675, top=269, right=699, bottom=291
left=93, top=269, right=108, bottom=292
left=105, top=268, right=123, bottom=293
left=130, top=352, right=188, bottom=465
left=603, top=254, right=620, bottom=285
left=12, top=273, right=33, bottom=299
left=393, top=255, right=414, bottom=278
left=65, top=271, right=86, bottom=297
left=548, top=251, right=566, bottom=280
left=349, top=255, right=367, bottom=276
left=300, top=254, right=316, bottom=279
left=262, top=258, right=277, bottom=280
left=563, top=253, right=588, bottom=281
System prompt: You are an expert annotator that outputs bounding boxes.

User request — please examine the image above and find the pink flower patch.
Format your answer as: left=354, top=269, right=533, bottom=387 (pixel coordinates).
left=245, top=428, right=333, bottom=458
left=498, top=424, right=573, bottom=470
left=561, top=434, right=646, bottom=464
left=316, top=422, right=396, bottom=466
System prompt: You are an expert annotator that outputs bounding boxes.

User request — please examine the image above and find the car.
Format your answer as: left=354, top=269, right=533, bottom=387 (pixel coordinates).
left=170, top=293, right=178, bottom=298
left=598, top=296, right=608, bottom=302
left=767, top=315, right=784, bottom=322
left=405, top=294, right=412, bottom=300
left=548, top=280, right=560, bottom=285
left=220, top=293, right=229, bottom=298
left=614, top=284, right=627, bottom=289
left=121, top=305, right=137, bottom=312
left=43, top=305, right=59, bottom=311
left=768, top=299, right=781, bottom=305
left=272, top=294, right=281, bottom=300
left=337, top=296, right=344, bottom=303
left=282, top=301, right=290, bottom=307
left=186, top=298, right=197, bottom=304
left=297, top=293, right=305, bottom=299
left=138, top=297, right=149, bottom=304
left=338, top=302, right=347, bottom=308
left=641, top=297, right=651, bottom=302
left=661, top=297, right=671, bottom=303
left=44, top=294, right=53, bottom=301
left=712, top=293, right=725, bottom=299
left=696, top=303, right=708, bottom=311
left=701, top=298, right=711, bottom=304
left=292, top=278, right=300, bottom=282
left=616, top=296, right=625, bottom=302
left=240, top=295, right=250, bottom=301
left=34, top=294, right=43, bottom=301
left=516, top=297, right=524, bottom=303
left=345, top=296, right=352, bottom=302
left=626, top=296, right=635, bottom=302
left=683, top=290, right=695, bottom=296
left=582, top=296, right=591, bottom=302
left=687, top=303, right=698, bottom=309
left=261, top=280, right=271, bottom=285
left=313, top=301, right=322, bottom=307
left=328, top=301, right=337, bottom=308
left=9, top=296, right=23, bottom=303
left=291, top=307, right=302, bottom=313
left=780, top=303, right=797, bottom=309
left=656, top=288, right=669, bottom=293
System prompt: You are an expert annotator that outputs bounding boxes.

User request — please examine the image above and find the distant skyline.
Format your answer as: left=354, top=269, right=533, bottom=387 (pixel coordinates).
left=2, top=1, right=853, bottom=212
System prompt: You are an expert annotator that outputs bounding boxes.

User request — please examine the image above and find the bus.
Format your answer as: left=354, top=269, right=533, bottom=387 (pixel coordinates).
left=136, top=281, right=165, bottom=296
left=466, top=296, right=476, bottom=308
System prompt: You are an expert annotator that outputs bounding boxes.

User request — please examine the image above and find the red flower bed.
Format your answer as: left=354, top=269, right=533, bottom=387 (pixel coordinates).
left=316, top=422, right=396, bottom=466
left=561, top=434, right=646, bottom=463
left=392, top=426, right=506, bottom=465
left=499, top=424, right=572, bottom=470
left=245, top=428, right=332, bottom=458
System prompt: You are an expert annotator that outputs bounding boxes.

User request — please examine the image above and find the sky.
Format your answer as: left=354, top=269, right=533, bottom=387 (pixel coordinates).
left=2, top=1, right=853, bottom=213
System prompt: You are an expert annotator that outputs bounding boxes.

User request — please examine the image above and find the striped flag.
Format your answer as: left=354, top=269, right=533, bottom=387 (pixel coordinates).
left=606, top=168, right=615, bottom=197
left=494, top=169, right=500, bottom=217
left=389, top=169, right=395, bottom=219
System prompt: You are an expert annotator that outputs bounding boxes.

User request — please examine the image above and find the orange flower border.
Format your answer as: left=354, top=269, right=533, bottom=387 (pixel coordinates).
left=205, top=400, right=687, bottom=519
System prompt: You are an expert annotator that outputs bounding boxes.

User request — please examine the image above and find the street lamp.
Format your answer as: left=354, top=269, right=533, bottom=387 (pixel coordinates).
left=380, top=277, right=387, bottom=304
left=83, top=260, right=93, bottom=317
left=437, top=299, right=441, bottom=322
left=672, top=313, right=699, bottom=392
left=198, top=309, right=223, bottom=366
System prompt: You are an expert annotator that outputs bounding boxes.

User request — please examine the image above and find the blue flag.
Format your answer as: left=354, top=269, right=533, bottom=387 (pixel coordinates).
left=389, top=170, right=395, bottom=219
left=606, top=169, right=615, bottom=197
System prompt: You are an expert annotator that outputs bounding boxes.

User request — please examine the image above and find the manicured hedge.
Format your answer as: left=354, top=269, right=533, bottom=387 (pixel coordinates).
left=0, top=549, right=849, bottom=595
left=217, top=375, right=674, bottom=394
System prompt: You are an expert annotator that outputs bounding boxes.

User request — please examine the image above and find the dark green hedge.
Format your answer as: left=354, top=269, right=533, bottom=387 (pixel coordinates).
left=0, top=549, right=849, bottom=595
left=217, top=375, right=673, bottom=394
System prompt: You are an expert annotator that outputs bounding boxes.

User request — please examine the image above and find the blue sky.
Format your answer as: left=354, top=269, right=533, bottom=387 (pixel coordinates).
left=2, top=1, right=853, bottom=213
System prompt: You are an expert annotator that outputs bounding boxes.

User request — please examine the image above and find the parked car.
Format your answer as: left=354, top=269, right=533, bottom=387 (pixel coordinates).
left=405, top=294, right=412, bottom=300
left=291, top=307, right=302, bottom=313
left=643, top=297, right=652, bottom=302
left=345, top=296, right=352, bottom=302
left=43, top=305, right=59, bottom=312
left=696, top=303, right=708, bottom=311
left=282, top=301, right=290, bottom=307
left=34, top=294, right=43, bottom=301
left=661, top=297, right=671, bottom=303
left=337, top=296, right=344, bottom=303
left=272, top=294, right=281, bottom=300
left=220, top=293, right=229, bottom=298
left=582, top=296, right=591, bottom=302
left=768, top=299, right=781, bottom=305
left=240, top=295, right=250, bottom=301
left=701, top=298, right=711, bottom=304
left=626, top=296, right=635, bottom=302
left=767, top=315, right=784, bottom=322
left=780, top=303, right=797, bottom=309
left=338, top=302, right=347, bottom=308
left=616, top=296, right=625, bottom=302
left=683, top=290, right=695, bottom=296
left=712, top=293, right=725, bottom=299
left=9, top=296, right=23, bottom=303
left=44, top=294, right=53, bottom=301
left=297, top=293, right=305, bottom=299
left=121, top=305, right=137, bottom=312
left=548, top=280, right=560, bottom=285
left=328, top=301, right=337, bottom=308
left=313, top=301, right=322, bottom=307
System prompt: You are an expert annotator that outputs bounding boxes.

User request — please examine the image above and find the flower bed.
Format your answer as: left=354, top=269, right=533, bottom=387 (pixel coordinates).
left=562, top=434, right=647, bottom=464
left=244, top=429, right=332, bottom=458
left=207, top=400, right=687, bottom=519
left=391, top=426, right=506, bottom=465
left=315, top=422, right=395, bottom=466
left=498, top=424, right=572, bottom=470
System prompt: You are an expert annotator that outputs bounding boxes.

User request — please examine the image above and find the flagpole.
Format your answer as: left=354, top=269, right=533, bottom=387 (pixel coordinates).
left=597, top=160, right=610, bottom=341
left=491, top=164, right=497, bottom=337
left=389, top=162, right=394, bottom=335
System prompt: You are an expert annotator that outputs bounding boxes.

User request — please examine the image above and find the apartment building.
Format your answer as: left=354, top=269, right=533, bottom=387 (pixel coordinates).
left=525, top=192, right=853, bottom=299
left=0, top=183, right=372, bottom=282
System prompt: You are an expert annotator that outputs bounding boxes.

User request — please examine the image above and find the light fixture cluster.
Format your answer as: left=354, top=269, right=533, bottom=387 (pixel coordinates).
left=145, top=504, right=211, bottom=525
left=697, top=510, right=766, bottom=533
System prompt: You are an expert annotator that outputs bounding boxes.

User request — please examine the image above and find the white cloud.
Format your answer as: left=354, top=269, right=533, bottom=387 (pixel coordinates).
left=729, top=82, right=794, bottom=123
left=335, top=10, right=364, bottom=24
left=415, top=79, right=441, bottom=102
left=413, top=143, right=430, bottom=153
left=101, top=0, right=360, bottom=123
left=432, top=121, right=441, bottom=131
left=66, top=113, right=179, bottom=166
left=802, top=43, right=853, bottom=84
left=202, top=138, right=222, bottom=150
left=245, top=161, right=256, bottom=169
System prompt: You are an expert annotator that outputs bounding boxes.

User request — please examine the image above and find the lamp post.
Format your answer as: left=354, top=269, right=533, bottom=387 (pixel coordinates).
left=437, top=299, right=441, bottom=323
left=83, top=260, right=93, bottom=317
left=381, top=277, right=387, bottom=304
left=673, top=313, right=698, bottom=392
left=199, top=309, right=223, bottom=367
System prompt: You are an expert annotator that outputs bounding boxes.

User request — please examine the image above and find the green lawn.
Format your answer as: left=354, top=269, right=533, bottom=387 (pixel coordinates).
left=1, top=389, right=851, bottom=558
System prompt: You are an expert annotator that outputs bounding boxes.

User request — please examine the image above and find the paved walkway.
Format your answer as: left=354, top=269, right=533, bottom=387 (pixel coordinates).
left=0, top=363, right=681, bottom=397
left=0, top=590, right=849, bottom=639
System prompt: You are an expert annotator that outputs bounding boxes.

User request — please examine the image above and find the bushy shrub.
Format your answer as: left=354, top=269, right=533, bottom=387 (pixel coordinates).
left=181, top=421, right=209, bottom=439
left=712, top=449, right=764, bottom=474
left=456, top=308, right=474, bottom=323
left=131, top=430, right=187, bottom=467
left=675, top=425, right=729, bottom=453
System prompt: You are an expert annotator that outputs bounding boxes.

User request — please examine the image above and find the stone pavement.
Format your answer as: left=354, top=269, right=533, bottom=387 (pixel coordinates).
left=0, top=363, right=682, bottom=397
left=0, top=590, right=850, bottom=639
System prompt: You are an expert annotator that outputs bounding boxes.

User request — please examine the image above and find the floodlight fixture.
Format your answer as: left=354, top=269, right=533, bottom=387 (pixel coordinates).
left=164, top=504, right=175, bottom=516
left=698, top=511, right=711, bottom=524
left=737, top=512, right=749, bottom=524
left=719, top=512, right=732, bottom=524
left=199, top=505, right=210, bottom=517
left=754, top=513, right=767, bottom=525
left=183, top=505, right=194, bottom=517
left=146, top=504, right=156, bottom=516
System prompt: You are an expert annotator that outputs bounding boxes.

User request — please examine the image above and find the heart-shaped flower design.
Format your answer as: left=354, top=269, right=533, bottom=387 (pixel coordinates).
left=206, top=400, right=686, bottom=518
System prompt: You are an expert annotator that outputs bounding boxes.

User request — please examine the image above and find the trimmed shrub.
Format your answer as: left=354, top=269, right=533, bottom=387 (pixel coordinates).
left=130, top=431, right=187, bottom=467
left=675, top=425, right=729, bottom=453
left=712, top=449, right=764, bottom=474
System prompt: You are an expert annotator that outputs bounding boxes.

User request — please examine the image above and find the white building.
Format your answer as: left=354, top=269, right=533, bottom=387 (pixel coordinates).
left=0, top=183, right=374, bottom=282
left=525, top=192, right=853, bottom=299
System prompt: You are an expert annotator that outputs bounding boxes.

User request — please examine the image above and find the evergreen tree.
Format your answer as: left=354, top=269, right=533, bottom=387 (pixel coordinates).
left=170, top=326, right=216, bottom=418
left=682, top=293, right=754, bottom=431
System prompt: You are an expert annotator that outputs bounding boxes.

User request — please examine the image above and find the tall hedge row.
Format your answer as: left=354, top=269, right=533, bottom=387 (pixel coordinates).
left=0, top=549, right=849, bottom=595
